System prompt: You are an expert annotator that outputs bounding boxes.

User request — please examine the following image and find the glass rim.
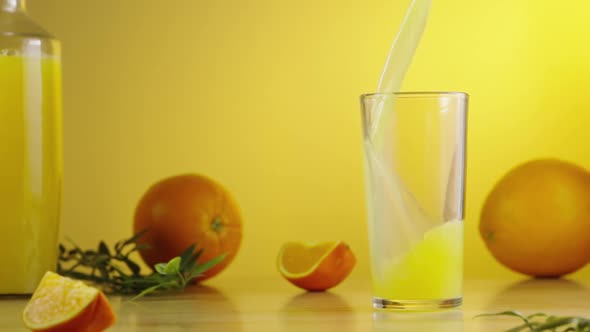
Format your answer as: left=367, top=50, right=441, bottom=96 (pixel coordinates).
left=360, top=91, right=468, bottom=99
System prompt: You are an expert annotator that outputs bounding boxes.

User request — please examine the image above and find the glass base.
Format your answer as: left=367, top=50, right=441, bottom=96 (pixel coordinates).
left=373, top=297, right=462, bottom=311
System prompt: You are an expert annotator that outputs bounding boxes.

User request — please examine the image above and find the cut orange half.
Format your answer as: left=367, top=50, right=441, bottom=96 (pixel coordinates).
left=22, top=271, right=116, bottom=332
left=277, top=241, right=356, bottom=291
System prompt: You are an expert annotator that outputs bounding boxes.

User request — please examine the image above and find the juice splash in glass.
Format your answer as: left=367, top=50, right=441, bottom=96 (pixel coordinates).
left=0, top=0, right=62, bottom=294
left=361, top=92, right=467, bottom=310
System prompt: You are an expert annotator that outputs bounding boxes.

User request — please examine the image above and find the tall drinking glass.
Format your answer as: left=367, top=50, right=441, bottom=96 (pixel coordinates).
left=360, top=92, right=468, bottom=310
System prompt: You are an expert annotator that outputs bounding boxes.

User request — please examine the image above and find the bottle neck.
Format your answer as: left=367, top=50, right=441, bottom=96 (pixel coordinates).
left=1, top=0, right=25, bottom=13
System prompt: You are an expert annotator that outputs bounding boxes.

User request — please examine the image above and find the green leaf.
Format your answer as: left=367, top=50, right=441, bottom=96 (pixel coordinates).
left=526, top=313, right=548, bottom=320
left=98, top=241, right=110, bottom=255
left=192, top=248, right=204, bottom=261
left=188, top=254, right=226, bottom=279
left=475, top=310, right=590, bottom=332
left=155, top=257, right=182, bottom=275
left=475, top=310, right=529, bottom=321
left=155, top=263, right=167, bottom=274
left=179, top=244, right=197, bottom=271
left=475, top=310, right=534, bottom=330
left=134, top=243, right=151, bottom=251
left=577, top=320, right=590, bottom=329
left=164, top=257, right=181, bottom=274
left=58, top=231, right=226, bottom=298
left=124, top=258, right=141, bottom=275
left=123, top=228, right=150, bottom=246
left=130, top=284, right=162, bottom=301
left=533, top=317, right=578, bottom=331
left=98, top=266, right=109, bottom=280
left=182, top=249, right=203, bottom=275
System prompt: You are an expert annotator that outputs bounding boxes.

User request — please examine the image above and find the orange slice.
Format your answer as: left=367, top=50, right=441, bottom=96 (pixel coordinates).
left=277, top=241, right=356, bottom=291
left=22, top=271, right=116, bottom=332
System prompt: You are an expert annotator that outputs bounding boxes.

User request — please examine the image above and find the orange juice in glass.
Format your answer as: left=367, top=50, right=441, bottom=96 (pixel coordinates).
left=361, top=92, right=467, bottom=310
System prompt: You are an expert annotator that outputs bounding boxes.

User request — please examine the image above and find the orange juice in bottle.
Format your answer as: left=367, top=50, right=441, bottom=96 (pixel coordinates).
left=0, top=0, right=62, bottom=293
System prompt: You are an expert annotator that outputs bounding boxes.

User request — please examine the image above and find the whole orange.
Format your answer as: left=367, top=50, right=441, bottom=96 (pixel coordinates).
left=134, top=174, right=243, bottom=281
left=480, top=159, right=590, bottom=277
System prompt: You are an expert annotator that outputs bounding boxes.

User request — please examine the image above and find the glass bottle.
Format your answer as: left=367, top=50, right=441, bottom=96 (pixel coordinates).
left=0, top=0, right=61, bottom=293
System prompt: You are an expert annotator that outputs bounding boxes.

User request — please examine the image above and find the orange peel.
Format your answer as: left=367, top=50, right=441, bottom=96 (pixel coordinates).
left=277, top=241, right=356, bottom=291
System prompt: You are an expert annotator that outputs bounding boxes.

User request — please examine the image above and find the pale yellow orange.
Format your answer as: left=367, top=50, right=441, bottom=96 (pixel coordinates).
left=480, top=159, right=590, bottom=277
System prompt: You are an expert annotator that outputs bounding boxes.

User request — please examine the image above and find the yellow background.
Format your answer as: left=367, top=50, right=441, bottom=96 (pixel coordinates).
left=28, top=0, right=590, bottom=283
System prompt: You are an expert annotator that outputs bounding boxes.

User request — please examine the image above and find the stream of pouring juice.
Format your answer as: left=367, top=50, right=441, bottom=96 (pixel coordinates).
left=0, top=54, right=61, bottom=293
left=364, top=0, right=464, bottom=308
